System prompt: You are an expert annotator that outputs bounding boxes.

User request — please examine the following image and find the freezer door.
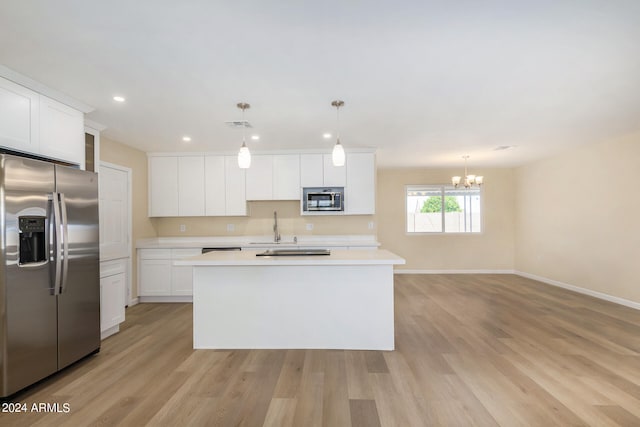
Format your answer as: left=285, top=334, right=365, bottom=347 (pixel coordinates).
left=55, top=165, right=100, bottom=369
left=0, top=155, right=57, bottom=398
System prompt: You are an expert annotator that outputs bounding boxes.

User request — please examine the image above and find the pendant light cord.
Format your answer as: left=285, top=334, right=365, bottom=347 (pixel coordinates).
left=336, top=103, right=341, bottom=144
left=237, top=102, right=250, bottom=147
left=331, top=100, right=344, bottom=145
left=241, top=106, right=246, bottom=146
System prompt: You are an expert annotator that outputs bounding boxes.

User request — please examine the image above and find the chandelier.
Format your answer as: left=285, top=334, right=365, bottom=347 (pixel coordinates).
left=452, top=155, right=483, bottom=189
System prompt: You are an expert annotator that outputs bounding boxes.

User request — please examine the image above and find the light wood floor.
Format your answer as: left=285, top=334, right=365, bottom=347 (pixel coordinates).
left=2, top=274, right=640, bottom=426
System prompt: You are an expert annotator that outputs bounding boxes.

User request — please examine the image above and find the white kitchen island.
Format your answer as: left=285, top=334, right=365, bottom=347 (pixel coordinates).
left=175, top=249, right=405, bottom=350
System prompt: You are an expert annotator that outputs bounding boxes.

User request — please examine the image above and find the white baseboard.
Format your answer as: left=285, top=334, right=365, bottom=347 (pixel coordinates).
left=128, top=297, right=139, bottom=307
left=101, top=325, right=119, bottom=340
left=515, top=271, right=640, bottom=311
left=394, top=269, right=516, bottom=275
left=138, top=296, right=193, bottom=303
left=392, top=269, right=640, bottom=311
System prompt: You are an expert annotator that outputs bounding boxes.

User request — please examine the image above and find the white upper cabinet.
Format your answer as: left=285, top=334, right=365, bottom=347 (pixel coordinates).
left=224, top=156, right=247, bottom=216
left=0, top=76, right=86, bottom=168
left=205, top=155, right=247, bottom=216
left=245, top=155, right=273, bottom=200
left=323, top=154, right=346, bottom=187
left=247, top=154, right=300, bottom=200
left=39, top=96, right=85, bottom=168
left=273, top=154, right=300, bottom=200
left=178, top=156, right=205, bottom=216
left=149, top=154, right=248, bottom=217
left=0, top=77, right=39, bottom=153
left=300, top=154, right=324, bottom=187
left=148, top=156, right=179, bottom=217
left=148, top=150, right=373, bottom=217
left=204, top=155, right=226, bottom=216
left=345, top=152, right=376, bottom=214
left=300, top=153, right=346, bottom=188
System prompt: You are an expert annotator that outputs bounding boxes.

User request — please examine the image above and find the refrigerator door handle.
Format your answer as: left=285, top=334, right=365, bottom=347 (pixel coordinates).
left=59, top=193, right=70, bottom=294
left=50, top=192, right=62, bottom=295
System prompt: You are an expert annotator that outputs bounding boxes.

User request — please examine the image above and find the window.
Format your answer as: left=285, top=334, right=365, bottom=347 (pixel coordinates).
left=406, top=185, right=481, bottom=233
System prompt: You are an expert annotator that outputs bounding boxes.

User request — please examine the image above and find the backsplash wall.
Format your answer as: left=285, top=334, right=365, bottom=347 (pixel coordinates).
left=153, top=200, right=376, bottom=237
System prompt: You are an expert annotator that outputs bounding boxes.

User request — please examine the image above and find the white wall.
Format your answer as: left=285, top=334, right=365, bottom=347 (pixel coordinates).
left=515, top=132, right=640, bottom=305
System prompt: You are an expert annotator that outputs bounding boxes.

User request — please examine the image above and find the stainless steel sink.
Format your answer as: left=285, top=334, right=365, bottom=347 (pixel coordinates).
left=256, top=249, right=330, bottom=257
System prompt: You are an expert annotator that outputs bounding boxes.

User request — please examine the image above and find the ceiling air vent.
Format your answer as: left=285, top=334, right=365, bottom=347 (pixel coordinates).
left=225, top=120, right=252, bottom=128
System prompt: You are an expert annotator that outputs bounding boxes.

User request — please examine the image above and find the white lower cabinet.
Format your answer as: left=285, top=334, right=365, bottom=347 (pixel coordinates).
left=100, top=259, right=127, bottom=339
left=138, top=245, right=379, bottom=302
left=170, top=249, right=200, bottom=295
left=139, top=258, right=172, bottom=296
left=138, top=248, right=200, bottom=301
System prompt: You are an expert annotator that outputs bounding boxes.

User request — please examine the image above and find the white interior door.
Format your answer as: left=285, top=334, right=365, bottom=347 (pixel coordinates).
left=99, top=162, right=132, bottom=304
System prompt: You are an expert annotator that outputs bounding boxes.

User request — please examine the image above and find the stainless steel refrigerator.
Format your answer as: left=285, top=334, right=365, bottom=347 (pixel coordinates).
left=0, top=153, right=100, bottom=398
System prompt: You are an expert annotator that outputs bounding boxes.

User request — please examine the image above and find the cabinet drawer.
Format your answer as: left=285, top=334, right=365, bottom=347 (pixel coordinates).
left=171, top=248, right=202, bottom=259
left=138, top=249, right=171, bottom=259
left=100, top=259, right=126, bottom=277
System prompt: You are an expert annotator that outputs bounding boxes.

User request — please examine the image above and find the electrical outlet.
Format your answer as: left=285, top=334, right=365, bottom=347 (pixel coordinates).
left=226, top=223, right=235, bottom=232
left=306, top=223, right=314, bottom=231
left=368, top=221, right=374, bottom=230
left=179, top=224, right=186, bottom=232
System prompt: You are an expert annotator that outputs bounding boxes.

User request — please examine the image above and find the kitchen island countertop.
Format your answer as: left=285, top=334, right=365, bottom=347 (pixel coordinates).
left=175, top=248, right=404, bottom=267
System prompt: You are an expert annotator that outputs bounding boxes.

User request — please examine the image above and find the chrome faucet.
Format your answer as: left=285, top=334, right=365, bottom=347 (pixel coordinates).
left=273, top=210, right=281, bottom=243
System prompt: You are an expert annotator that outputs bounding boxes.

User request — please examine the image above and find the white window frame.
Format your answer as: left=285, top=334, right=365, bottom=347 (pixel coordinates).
left=405, top=184, right=483, bottom=234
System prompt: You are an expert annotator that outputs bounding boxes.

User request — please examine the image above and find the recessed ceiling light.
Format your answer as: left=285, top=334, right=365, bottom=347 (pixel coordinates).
left=251, top=135, right=260, bottom=141
left=323, top=133, right=332, bottom=139
left=182, top=136, right=191, bottom=142
left=113, top=95, right=126, bottom=103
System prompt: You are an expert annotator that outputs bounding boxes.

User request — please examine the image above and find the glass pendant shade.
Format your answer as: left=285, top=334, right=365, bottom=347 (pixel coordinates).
left=238, top=142, right=251, bottom=169
left=332, top=140, right=345, bottom=167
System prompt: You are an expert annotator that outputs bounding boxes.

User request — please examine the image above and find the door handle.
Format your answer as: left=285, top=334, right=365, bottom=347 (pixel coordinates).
left=59, top=193, right=69, bottom=295
left=50, top=192, right=62, bottom=295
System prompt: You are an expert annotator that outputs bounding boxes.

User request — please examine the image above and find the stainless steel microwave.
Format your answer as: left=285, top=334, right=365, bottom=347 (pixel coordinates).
left=302, top=187, right=344, bottom=212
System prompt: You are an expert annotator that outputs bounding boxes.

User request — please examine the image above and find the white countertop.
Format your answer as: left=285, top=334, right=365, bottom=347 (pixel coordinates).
left=136, top=235, right=380, bottom=249
left=175, top=249, right=405, bottom=266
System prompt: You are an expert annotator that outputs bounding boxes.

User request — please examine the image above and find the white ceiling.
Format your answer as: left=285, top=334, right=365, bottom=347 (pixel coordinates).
left=1, top=0, right=639, bottom=167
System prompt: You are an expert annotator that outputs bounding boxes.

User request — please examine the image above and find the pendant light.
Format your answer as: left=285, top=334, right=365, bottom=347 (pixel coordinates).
left=452, top=155, right=483, bottom=189
left=237, top=102, right=251, bottom=169
left=331, top=100, right=345, bottom=167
